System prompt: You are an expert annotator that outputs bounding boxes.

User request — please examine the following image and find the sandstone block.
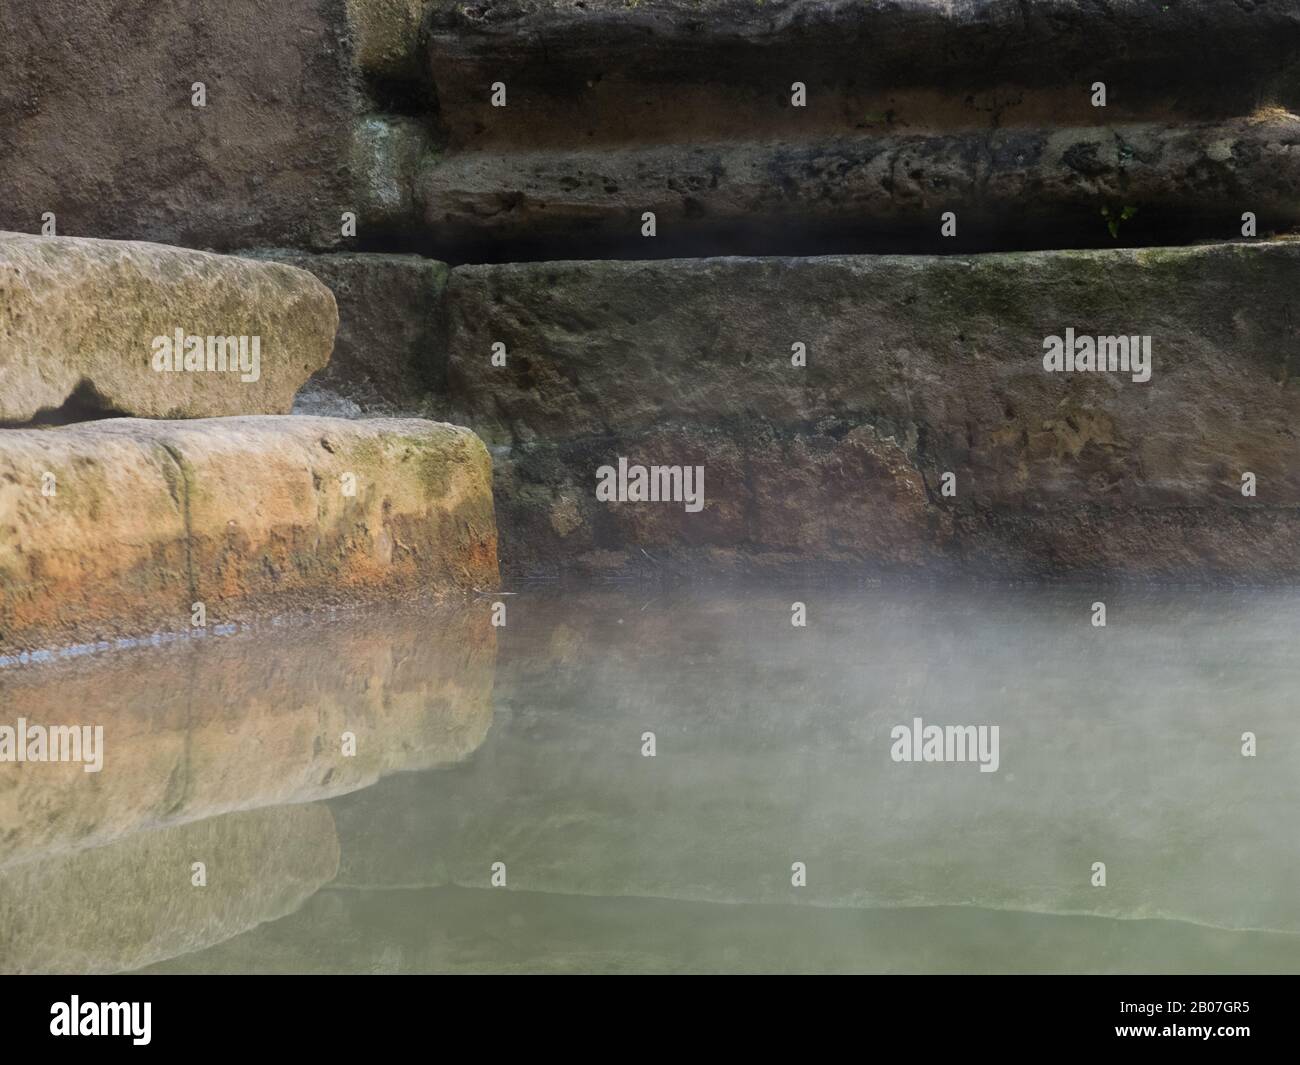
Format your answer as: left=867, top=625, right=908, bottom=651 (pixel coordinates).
left=0, top=416, right=498, bottom=650
left=0, top=233, right=338, bottom=423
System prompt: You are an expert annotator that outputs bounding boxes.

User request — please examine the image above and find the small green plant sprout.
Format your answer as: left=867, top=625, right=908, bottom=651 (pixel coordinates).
left=1101, top=204, right=1138, bottom=238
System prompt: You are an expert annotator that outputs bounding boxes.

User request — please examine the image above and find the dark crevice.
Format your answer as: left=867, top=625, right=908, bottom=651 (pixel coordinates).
left=351, top=213, right=1291, bottom=267
left=362, top=75, right=440, bottom=120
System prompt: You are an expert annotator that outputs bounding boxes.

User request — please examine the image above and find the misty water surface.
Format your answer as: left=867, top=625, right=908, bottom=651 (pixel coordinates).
left=1, top=583, right=1297, bottom=974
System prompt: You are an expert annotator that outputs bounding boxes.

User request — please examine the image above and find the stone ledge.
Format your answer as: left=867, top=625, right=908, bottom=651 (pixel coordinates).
left=439, top=242, right=1300, bottom=578
left=0, top=233, right=338, bottom=423
left=414, top=116, right=1300, bottom=257
left=427, top=0, right=1300, bottom=146
left=0, top=416, right=498, bottom=652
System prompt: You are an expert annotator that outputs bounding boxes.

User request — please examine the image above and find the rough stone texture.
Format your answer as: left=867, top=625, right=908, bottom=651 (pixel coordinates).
left=4, top=0, right=1296, bottom=256
left=0, top=805, right=339, bottom=974
left=0, top=0, right=360, bottom=252
left=251, top=250, right=449, bottom=412
left=3, top=1, right=1296, bottom=256
left=347, top=0, right=434, bottom=85
left=327, top=587, right=1300, bottom=936
left=0, top=603, right=494, bottom=869
left=417, top=115, right=1300, bottom=259
left=0, top=417, right=498, bottom=651
left=350, top=115, right=437, bottom=238
left=0, top=4, right=438, bottom=253
left=426, top=0, right=1300, bottom=148
left=441, top=242, right=1300, bottom=579
left=0, top=233, right=338, bottom=423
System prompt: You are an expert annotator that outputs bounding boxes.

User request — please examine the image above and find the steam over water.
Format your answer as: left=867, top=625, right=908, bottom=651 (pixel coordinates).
left=2, top=583, right=1297, bottom=974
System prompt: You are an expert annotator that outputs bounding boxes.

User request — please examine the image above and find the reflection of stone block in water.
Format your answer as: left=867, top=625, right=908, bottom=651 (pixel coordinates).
left=0, top=602, right=495, bottom=870
left=0, top=804, right=339, bottom=975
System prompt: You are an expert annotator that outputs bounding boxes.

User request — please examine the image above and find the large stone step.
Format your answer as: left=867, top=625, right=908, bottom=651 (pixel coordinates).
left=6, top=2, right=1297, bottom=257
left=438, top=241, right=1300, bottom=578
left=0, top=232, right=337, bottom=423
left=413, top=115, right=1300, bottom=258
left=0, top=417, right=497, bottom=652
left=426, top=0, right=1300, bottom=148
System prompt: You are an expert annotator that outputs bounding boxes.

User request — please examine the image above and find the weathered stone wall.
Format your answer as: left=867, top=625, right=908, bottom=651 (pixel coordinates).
left=409, top=0, right=1300, bottom=258
left=438, top=243, right=1300, bottom=579
left=2, top=0, right=1296, bottom=587
left=6, top=2, right=1298, bottom=257
left=249, top=250, right=449, bottom=413
left=413, top=115, right=1300, bottom=259
left=0, top=1, right=356, bottom=250
left=425, top=0, right=1300, bottom=147
left=0, top=1, right=436, bottom=252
